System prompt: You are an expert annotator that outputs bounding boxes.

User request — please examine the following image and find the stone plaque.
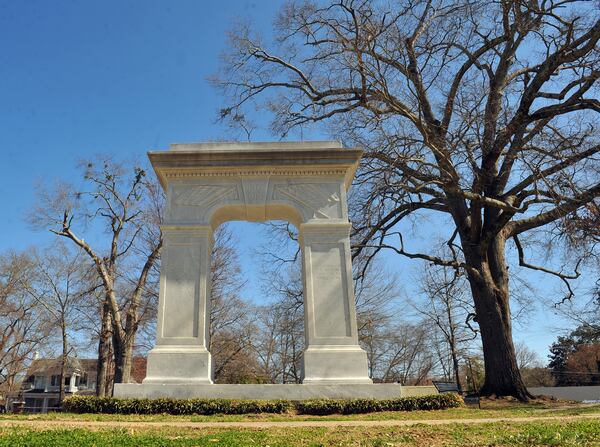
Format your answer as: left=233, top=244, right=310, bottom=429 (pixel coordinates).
left=310, top=244, right=351, bottom=338
left=162, top=244, right=199, bottom=338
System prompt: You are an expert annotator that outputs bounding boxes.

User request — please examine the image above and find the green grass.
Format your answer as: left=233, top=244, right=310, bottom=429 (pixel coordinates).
left=1, top=403, right=599, bottom=446
left=1, top=420, right=599, bottom=446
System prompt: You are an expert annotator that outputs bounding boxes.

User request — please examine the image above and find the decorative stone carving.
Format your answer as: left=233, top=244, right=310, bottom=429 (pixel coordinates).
left=173, top=184, right=239, bottom=207
left=272, top=183, right=342, bottom=219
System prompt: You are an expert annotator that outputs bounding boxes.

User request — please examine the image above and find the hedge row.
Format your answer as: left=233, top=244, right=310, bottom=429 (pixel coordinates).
left=296, top=393, right=463, bottom=415
left=63, top=396, right=292, bottom=415
left=63, top=393, right=462, bottom=415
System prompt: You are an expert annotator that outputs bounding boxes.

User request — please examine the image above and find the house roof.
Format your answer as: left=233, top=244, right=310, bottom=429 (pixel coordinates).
left=24, top=356, right=147, bottom=383
left=25, top=357, right=97, bottom=376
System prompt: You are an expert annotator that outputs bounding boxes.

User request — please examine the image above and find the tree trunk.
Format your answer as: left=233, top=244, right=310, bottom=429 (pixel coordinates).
left=113, top=332, right=135, bottom=384
left=465, top=235, right=532, bottom=401
left=58, top=322, right=67, bottom=406
left=96, top=299, right=112, bottom=397
left=450, top=341, right=463, bottom=394
left=445, top=300, right=463, bottom=393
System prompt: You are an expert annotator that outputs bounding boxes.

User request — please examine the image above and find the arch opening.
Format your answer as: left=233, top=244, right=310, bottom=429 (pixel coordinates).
left=209, top=220, right=304, bottom=384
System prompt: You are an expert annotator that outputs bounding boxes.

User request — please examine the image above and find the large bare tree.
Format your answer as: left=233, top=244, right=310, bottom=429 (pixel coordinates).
left=32, top=157, right=163, bottom=386
left=215, top=0, right=600, bottom=399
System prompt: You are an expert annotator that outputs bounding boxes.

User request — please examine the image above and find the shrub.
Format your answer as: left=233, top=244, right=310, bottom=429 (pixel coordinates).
left=63, top=396, right=293, bottom=415
left=63, top=393, right=462, bottom=415
left=295, top=394, right=464, bottom=415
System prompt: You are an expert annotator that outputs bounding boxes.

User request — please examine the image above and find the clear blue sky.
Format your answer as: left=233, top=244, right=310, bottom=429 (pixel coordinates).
left=0, top=0, right=577, bottom=362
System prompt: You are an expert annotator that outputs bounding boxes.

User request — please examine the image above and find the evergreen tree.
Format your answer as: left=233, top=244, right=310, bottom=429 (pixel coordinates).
left=548, top=325, right=600, bottom=385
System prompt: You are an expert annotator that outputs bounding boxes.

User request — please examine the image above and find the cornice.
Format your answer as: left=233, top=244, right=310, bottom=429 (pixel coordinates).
left=148, top=142, right=362, bottom=190
left=162, top=167, right=348, bottom=179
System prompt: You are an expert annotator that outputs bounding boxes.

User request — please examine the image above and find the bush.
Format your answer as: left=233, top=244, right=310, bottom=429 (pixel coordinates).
left=63, top=396, right=293, bottom=415
left=63, top=393, right=462, bottom=416
left=296, top=393, right=464, bottom=415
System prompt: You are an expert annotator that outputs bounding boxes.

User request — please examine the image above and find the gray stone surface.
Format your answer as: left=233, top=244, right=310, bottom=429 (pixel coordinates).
left=114, top=383, right=437, bottom=400
left=143, top=141, right=372, bottom=389
left=529, top=386, right=600, bottom=402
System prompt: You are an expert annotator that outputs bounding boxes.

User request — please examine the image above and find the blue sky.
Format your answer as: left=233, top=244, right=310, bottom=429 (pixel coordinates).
left=0, top=0, right=578, bottom=362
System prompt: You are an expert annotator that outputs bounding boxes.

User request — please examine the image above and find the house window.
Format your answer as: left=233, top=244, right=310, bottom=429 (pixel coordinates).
left=50, top=375, right=60, bottom=386
left=34, top=376, right=45, bottom=389
left=64, top=376, right=70, bottom=386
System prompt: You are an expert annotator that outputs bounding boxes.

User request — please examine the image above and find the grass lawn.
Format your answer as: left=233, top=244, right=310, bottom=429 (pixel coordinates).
left=1, top=420, right=599, bottom=446
left=1, top=401, right=599, bottom=446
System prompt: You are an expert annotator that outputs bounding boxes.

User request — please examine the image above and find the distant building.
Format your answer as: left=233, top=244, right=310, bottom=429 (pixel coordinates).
left=15, top=357, right=97, bottom=412
left=5, top=356, right=146, bottom=412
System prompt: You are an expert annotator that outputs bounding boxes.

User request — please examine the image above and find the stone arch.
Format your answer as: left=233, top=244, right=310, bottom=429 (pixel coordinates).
left=208, top=201, right=304, bottom=230
left=140, top=141, right=371, bottom=386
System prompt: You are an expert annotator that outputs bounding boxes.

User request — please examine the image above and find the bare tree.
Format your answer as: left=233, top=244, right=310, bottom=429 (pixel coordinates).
left=415, top=265, right=477, bottom=392
left=363, top=319, right=434, bottom=384
left=31, top=157, right=163, bottom=386
left=0, top=252, right=49, bottom=395
left=210, top=328, right=264, bottom=383
left=514, top=341, right=542, bottom=370
left=252, top=264, right=305, bottom=384
left=208, top=225, right=256, bottom=382
left=65, top=267, right=115, bottom=397
left=209, top=226, right=248, bottom=341
left=354, top=260, right=402, bottom=335
left=215, top=0, right=600, bottom=400
left=20, top=244, right=87, bottom=405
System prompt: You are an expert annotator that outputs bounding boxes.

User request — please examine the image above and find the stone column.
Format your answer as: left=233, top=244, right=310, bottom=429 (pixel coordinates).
left=143, top=225, right=213, bottom=384
left=300, top=222, right=372, bottom=384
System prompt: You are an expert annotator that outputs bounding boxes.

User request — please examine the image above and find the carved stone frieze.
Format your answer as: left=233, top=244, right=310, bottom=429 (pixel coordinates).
left=173, top=184, right=239, bottom=207
left=272, top=183, right=342, bottom=219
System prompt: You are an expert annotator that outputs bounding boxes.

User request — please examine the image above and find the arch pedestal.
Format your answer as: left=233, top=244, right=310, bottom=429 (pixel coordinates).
left=143, top=225, right=214, bottom=384
left=115, top=142, right=413, bottom=399
left=300, top=222, right=371, bottom=384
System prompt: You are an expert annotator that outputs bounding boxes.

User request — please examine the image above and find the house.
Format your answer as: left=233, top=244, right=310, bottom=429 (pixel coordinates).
left=16, top=357, right=98, bottom=413
left=5, top=356, right=147, bottom=413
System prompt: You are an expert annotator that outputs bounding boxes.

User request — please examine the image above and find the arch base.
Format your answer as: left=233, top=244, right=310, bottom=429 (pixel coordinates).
left=114, top=383, right=438, bottom=400
left=302, top=347, right=372, bottom=384
left=143, top=346, right=212, bottom=385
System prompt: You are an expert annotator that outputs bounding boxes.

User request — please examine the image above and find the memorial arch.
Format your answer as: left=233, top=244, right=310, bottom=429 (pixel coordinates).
left=115, top=141, right=412, bottom=399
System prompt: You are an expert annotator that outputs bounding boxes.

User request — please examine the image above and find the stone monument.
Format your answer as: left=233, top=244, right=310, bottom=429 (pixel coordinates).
left=114, top=141, right=420, bottom=399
